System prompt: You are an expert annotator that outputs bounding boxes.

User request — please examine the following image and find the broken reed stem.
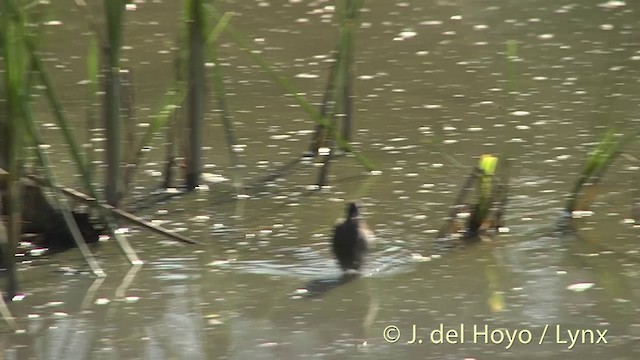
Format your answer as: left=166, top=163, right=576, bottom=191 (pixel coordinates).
left=26, top=174, right=202, bottom=246
left=185, top=0, right=205, bottom=191
left=436, top=167, right=481, bottom=239
left=308, top=48, right=339, bottom=156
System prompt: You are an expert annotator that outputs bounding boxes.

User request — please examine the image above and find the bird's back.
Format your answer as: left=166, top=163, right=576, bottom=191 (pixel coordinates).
left=332, top=218, right=369, bottom=271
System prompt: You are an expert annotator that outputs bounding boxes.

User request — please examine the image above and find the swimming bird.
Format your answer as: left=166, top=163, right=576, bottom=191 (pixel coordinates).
left=332, top=202, right=373, bottom=272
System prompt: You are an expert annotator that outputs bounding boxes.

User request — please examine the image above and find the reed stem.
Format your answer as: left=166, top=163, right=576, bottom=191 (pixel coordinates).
left=185, top=0, right=205, bottom=190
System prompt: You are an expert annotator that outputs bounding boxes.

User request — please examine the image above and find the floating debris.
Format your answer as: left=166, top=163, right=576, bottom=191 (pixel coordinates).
left=95, top=298, right=110, bottom=305
left=598, top=0, right=625, bottom=7
left=202, top=173, right=229, bottom=183
left=410, top=253, right=431, bottom=262
left=394, top=30, right=417, bottom=41
left=571, top=210, right=594, bottom=218
left=567, top=282, right=595, bottom=292
left=294, top=73, right=319, bottom=79
left=208, top=259, right=236, bottom=266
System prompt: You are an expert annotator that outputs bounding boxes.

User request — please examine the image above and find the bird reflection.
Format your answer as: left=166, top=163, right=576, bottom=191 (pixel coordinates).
left=298, top=272, right=360, bottom=298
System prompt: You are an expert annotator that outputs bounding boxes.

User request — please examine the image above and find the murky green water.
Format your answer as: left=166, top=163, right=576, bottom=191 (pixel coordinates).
left=3, top=0, right=640, bottom=359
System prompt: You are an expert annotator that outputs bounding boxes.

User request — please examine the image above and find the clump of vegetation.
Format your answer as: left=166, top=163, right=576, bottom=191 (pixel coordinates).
left=565, top=128, right=637, bottom=215
left=438, top=154, right=509, bottom=241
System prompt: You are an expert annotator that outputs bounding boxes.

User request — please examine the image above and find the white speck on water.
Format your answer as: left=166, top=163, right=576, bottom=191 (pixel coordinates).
left=468, top=127, right=483, bottom=132
left=30, top=248, right=47, bottom=257
left=533, top=76, right=548, bottom=80
left=270, top=134, right=291, bottom=140
left=473, top=24, right=488, bottom=30
left=416, top=51, right=429, bottom=56
left=95, top=298, right=110, bottom=305
left=443, top=140, right=458, bottom=144
left=294, top=73, right=319, bottom=79
left=571, top=210, right=594, bottom=218
left=424, top=104, right=442, bottom=109
left=258, top=342, right=279, bottom=348
left=451, top=15, right=462, bottom=20
left=411, top=253, right=431, bottom=262
left=202, top=173, right=229, bottom=183
left=44, top=20, right=63, bottom=26
left=115, top=228, right=129, bottom=235
left=395, top=30, right=417, bottom=40
left=510, top=110, right=530, bottom=116
left=598, top=0, right=626, bottom=8
left=358, top=75, right=376, bottom=80
left=567, top=282, right=595, bottom=292
left=190, top=215, right=210, bottom=222
left=516, top=125, right=530, bottom=130
left=600, top=24, right=614, bottom=30
left=538, top=34, right=554, bottom=40
left=125, top=3, right=137, bottom=11
left=420, top=20, right=443, bottom=26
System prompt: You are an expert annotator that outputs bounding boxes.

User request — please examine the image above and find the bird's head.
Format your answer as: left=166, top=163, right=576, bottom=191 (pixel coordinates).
left=347, top=202, right=360, bottom=219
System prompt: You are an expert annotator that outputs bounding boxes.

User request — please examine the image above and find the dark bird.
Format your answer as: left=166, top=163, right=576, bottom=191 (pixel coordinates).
left=332, top=202, right=374, bottom=272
